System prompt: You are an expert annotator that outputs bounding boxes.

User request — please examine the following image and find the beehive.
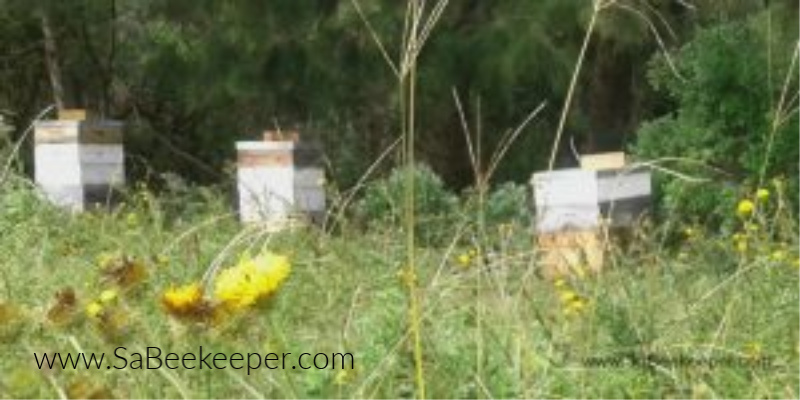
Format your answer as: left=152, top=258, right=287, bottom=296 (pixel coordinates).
left=33, top=113, right=124, bottom=211
left=236, top=131, right=325, bottom=227
left=530, top=158, right=651, bottom=278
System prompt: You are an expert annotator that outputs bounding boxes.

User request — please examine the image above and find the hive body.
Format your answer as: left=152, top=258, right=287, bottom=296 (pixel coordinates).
left=236, top=137, right=325, bottom=226
left=34, top=119, right=124, bottom=211
left=530, top=153, right=651, bottom=279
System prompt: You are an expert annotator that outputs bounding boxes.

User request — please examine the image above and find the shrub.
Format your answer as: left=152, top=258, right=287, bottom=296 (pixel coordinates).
left=353, top=163, right=459, bottom=245
left=632, top=13, right=799, bottom=228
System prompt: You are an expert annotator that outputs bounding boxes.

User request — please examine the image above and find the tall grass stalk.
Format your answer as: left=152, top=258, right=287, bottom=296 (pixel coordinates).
left=351, top=1, right=450, bottom=397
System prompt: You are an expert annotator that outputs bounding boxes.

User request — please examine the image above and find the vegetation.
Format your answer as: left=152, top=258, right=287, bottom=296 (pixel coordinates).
left=0, top=0, right=797, bottom=398
left=0, top=175, right=798, bottom=398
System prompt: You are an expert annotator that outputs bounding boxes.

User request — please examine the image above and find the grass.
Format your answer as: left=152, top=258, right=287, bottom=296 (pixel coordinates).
left=0, top=174, right=797, bottom=399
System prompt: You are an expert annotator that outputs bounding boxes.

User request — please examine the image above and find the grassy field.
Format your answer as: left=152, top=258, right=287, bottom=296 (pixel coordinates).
left=0, top=175, right=798, bottom=399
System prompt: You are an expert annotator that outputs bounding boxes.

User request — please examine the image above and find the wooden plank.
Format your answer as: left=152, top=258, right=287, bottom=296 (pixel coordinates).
left=580, top=152, right=626, bottom=171
left=58, top=109, right=87, bottom=121
left=35, top=121, right=123, bottom=144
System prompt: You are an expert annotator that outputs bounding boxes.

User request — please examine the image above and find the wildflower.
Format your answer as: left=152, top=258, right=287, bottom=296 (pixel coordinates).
left=99, top=289, right=118, bottom=304
left=334, top=368, right=354, bottom=386
left=559, top=290, right=578, bottom=304
left=743, top=341, right=762, bottom=359
left=99, top=255, right=147, bottom=288
left=214, top=251, right=291, bottom=310
left=735, top=240, right=748, bottom=254
left=736, top=199, right=755, bottom=218
left=769, top=250, right=786, bottom=262
left=456, top=253, right=472, bottom=268
left=85, top=302, right=103, bottom=318
left=563, top=298, right=588, bottom=316
left=756, top=188, right=770, bottom=202
left=162, top=283, right=204, bottom=315
left=46, top=287, right=76, bottom=325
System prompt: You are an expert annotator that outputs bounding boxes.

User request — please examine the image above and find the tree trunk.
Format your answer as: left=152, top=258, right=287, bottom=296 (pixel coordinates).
left=40, top=11, right=65, bottom=111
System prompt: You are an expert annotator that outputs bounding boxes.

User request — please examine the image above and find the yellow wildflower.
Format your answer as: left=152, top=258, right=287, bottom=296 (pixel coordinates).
left=99, top=289, right=118, bottom=304
left=214, top=251, right=291, bottom=310
left=736, top=199, right=755, bottom=218
left=735, top=240, right=748, bottom=253
left=162, top=283, right=203, bottom=315
left=559, top=290, right=578, bottom=303
left=563, top=298, right=588, bottom=316
left=456, top=253, right=472, bottom=268
left=743, top=341, right=762, bottom=358
left=756, top=188, right=769, bottom=202
left=85, top=302, right=103, bottom=318
left=769, top=250, right=786, bottom=262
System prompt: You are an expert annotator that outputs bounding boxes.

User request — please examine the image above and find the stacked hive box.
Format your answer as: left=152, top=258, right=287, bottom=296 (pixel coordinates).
left=236, top=131, right=325, bottom=227
left=34, top=111, right=125, bottom=211
left=531, top=152, right=651, bottom=278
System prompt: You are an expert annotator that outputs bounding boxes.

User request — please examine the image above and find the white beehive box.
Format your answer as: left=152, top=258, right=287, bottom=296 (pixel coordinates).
left=530, top=159, right=651, bottom=279
left=34, top=115, right=124, bottom=211
left=236, top=131, right=325, bottom=226
left=531, top=166, right=651, bottom=233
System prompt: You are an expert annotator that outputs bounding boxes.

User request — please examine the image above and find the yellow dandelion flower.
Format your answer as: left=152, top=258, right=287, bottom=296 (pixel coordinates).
left=85, top=302, right=103, bottom=318
left=334, top=368, right=354, bottom=386
left=456, top=253, right=472, bottom=268
left=736, top=199, right=755, bottom=218
left=214, top=251, right=291, bottom=310
left=756, top=188, right=770, bottom=202
left=564, top=298, right=588, bottom=316
left=162, top=283, right=203, bottom=314
left=769, top=250, right=786, bottom=262
left=99, top=289, right=118, bottom=304
left=559, top=290, right=578, bottom=303
left=743, top=341, right=762, bottom=358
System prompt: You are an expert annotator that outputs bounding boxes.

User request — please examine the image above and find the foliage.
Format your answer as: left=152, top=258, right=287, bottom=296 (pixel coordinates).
left=0, top=178, right=797, bottom=398
left=462, top=181, right=532, bottom=228
left=632, top=10, right=799, bottom=228
left=353, top=163, right=459, bottom=245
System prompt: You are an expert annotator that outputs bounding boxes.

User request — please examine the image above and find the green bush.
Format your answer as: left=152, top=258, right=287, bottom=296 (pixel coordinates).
left=632, top=13, right=799, bottom=228
left=462, top=181, right=532, bottom=227
left=353, top=163, right=459, bottom=245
